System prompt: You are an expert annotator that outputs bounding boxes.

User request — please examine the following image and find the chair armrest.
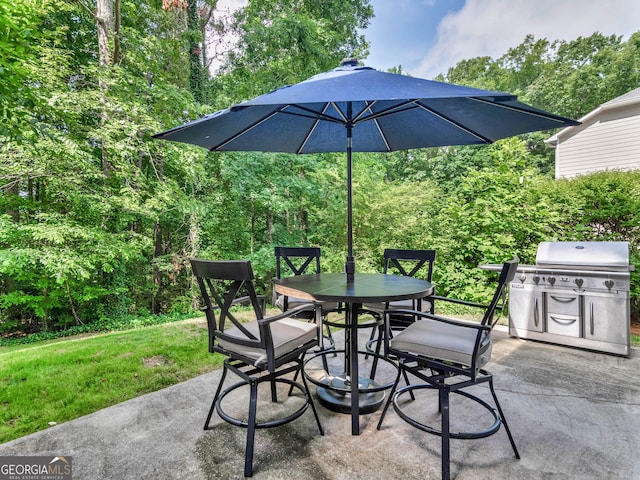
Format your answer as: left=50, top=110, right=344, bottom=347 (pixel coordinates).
left=230, top=295, right=253, bottom=306
left=201, top=294, right=265, bottom=315
left=258, top=303, right=317, bottom=325
left=383, top=308, right=490, bottom=332
left=199, top=294, right=257, bottom=311
left=429, top=295, right=491, bottom=311
left=231, top=294, right=267, bottom=314
left=271, top=276, right=279, bottom=307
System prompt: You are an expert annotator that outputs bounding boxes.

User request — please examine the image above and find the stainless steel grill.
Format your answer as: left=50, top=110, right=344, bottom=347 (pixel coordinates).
left=508, top=241, right=631, bottom=356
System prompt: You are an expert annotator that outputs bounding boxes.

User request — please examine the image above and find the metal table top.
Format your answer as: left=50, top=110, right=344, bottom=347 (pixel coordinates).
left=273, top=272, right=433, bottom=304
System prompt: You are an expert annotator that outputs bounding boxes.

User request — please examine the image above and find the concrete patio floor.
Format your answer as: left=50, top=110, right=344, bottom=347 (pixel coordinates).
left=1, top=327, right=639, bottom=479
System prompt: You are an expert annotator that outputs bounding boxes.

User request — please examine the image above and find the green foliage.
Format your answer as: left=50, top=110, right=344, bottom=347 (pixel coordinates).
left=214, top=0, right=373, bottom=101
left=443, top=32, right=639, bottom=120
left=0, top=0, right=43, bottom=138
left=2, top=1, right=640, bottom=338
left=0, top=310, right=200, bottom=346
left=539, top=171, right=640, bottom=314
left=423, top=139, right=552, bottom=300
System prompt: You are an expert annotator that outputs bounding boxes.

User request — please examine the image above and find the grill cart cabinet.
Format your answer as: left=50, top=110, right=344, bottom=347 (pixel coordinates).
left=508, top=283, right=544, bottom=333
left=582, top=293, right=630, bottom=346
left=506, top=242, right=631, bottom=357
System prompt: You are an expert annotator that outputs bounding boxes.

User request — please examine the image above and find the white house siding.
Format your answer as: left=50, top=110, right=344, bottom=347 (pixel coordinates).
left=555, top=102, right=640, bottom=179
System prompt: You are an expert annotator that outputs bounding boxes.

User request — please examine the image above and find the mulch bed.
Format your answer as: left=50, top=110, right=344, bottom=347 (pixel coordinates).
left=631, top=312, right=640, bottom=336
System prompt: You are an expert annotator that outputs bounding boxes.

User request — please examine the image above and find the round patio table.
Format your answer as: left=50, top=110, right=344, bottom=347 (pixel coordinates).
left=273, top=272, right=433, bottom=435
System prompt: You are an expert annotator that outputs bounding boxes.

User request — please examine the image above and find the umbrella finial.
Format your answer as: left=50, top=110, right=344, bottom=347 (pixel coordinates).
left=340, top=57, right=359, bottom=67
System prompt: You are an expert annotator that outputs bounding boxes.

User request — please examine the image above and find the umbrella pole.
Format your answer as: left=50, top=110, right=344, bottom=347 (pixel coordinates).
left=345, top=105, right=355, bottom=283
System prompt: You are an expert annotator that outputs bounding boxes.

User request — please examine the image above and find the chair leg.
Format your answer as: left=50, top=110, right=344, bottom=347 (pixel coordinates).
left=489, top=377, right=520, bottom=459
left=376, top=366, right=402, bottom=430
left=205, top=365, right=228, bottom=430
left=244, top=381, right=259, bottom=477
left=364, top=323, right=377, bottom=358
left=301, top=366, right=324, bottom=435
left=440, top=384, right=451, bottom=480
left=288, top=369, right=300, bottom=397
left=402, top=369, right=416, bottom=401
left=324, top=323, right=337, bottom=358
left=437, top=375, right=445, bottom=412
left=369, top=324, right=384, bottom=379
left=270, top=380, right=278, bottom=402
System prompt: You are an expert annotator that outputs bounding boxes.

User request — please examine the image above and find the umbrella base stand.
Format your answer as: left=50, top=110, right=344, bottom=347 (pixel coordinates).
left=316, top=376, right=385, bottom=414
left=345, top=257, right=355, bottom=283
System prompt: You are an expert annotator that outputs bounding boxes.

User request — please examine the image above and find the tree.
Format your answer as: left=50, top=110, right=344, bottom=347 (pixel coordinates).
left=3, top=1, right=640, bottom=336
left=0, top=0, right=43, bottom=139
left=526, top=33, right=633, bottom=119
left=0, top=0, right=203, bottom=330
left=497, top=35, right=551, bottom=94
left=213, top=0, right=373, bottom=102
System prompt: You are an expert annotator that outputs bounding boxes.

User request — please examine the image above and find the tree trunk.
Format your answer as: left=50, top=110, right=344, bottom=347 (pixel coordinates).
left=4, top=181, right=20, bottom=222
left=187, top=0, right=205, bottom=103
left=113, top=0, right=121, bottom=64
left=96, top=0, right=115, bottom=175
left=152, top=222, right=163, bottom=314
left=250, top=197, right=255, bottom=254
left=188, top=212, right=201, bottom=310
left=96, top=0, right=113, bottom=67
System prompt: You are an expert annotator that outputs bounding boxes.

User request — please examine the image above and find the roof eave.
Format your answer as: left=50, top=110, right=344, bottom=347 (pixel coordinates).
left=546, top=94, right=640, bottom=146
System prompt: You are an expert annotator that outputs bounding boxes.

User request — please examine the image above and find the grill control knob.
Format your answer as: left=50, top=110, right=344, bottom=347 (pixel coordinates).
left=604, top=280, right=614, bottom=289
left=548, top=277, right=556, bottom=286
left=533, top=275, right=540, bottom=284
left=575, top=278, right=584, bottom=288
left=519, top=274, right=526, bottom=283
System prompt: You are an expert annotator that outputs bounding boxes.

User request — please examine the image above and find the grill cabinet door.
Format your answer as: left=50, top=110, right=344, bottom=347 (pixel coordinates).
left=583, top=293, right=629, bottom=345
left=509, top=283, right=544, bottom=332
left=545, top=293, right=581, bottom=337
left=546, top=294, right=580, bottom=316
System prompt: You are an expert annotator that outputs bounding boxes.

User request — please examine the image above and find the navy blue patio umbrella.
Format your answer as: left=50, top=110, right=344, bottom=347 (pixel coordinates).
left=153, top=59, right=578, bottom=281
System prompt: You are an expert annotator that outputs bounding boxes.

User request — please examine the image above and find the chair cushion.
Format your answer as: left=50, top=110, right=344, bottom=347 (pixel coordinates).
left=390, top=318, right=492, bottom=370
left=276, top=294, right=339, bottom=312
left=217, top=317, right=317, bottom=366
left=275, top=294, right=311, bottom=310
left=364, top=298, right=432, bottom=313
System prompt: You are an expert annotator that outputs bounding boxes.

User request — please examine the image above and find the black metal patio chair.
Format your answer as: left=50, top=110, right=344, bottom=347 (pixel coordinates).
left=376, top=256, right=520, bottom=480
left=365, top=248, right=437, bottom=354
left=274, top=246, right=338, bottom=350
left=191, top=258, right=324, bottom=477
left=274, top=246, right=322, bottom=313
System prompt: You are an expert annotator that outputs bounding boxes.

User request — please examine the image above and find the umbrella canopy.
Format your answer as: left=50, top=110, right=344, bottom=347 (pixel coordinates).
left=154, top=59, right=579, bottom=281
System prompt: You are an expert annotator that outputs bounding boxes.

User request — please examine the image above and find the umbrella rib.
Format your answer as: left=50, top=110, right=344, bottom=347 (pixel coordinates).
left=211, top=108, right=285, bottom=150
left=356, top=101, right=392, bottom=152
left=297, top=103, right=334, bottom=154
left=353, top=100, right=419, bottom=124
left=284, top=104, right=346, bottom=124
left=415, top=101, right=494, bottom=143
left=352, top=100, right=378, bottom=122
left=469, top=96, right=574, bottom=123
left=211, top=105, right=345, bottom=150
left=330, top=102, right=348, bottom=123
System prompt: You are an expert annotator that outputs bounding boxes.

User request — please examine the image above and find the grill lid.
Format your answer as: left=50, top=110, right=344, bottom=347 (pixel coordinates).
left=536, top=241, right=629, bottom=271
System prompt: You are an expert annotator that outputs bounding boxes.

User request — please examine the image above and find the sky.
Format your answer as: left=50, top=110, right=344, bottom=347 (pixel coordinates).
left=363, top=0, right=640, bottom=79
left=214, top=0, right=640, bottom=79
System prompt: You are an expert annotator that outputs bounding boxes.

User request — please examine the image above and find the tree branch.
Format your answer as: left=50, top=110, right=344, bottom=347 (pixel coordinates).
left=70, top=0, right=97, bottom=20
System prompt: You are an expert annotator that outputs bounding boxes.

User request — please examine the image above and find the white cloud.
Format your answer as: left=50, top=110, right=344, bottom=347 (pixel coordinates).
left=414, top=0, right=640, bottom=79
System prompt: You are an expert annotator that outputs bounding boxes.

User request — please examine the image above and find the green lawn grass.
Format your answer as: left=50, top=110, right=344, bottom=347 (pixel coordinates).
left=0, top=318, right=221, bottom=444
